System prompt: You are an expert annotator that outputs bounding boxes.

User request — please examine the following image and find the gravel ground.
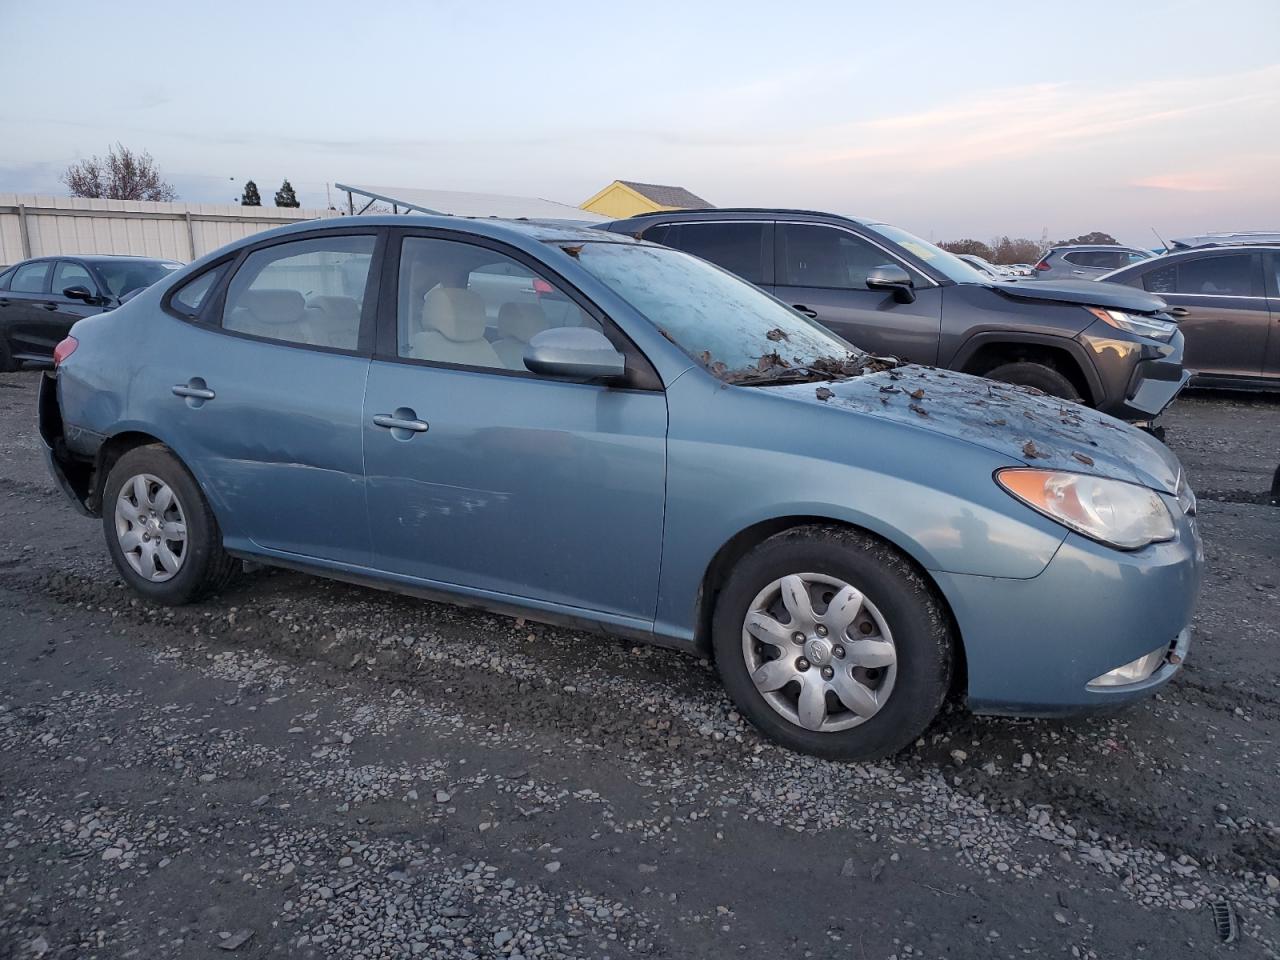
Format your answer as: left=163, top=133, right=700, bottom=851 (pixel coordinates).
left=1, top=370, right=1277, bottom=960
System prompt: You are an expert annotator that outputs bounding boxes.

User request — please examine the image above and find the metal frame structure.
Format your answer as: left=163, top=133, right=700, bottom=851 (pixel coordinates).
left=333, top=183, right=437, bottom=217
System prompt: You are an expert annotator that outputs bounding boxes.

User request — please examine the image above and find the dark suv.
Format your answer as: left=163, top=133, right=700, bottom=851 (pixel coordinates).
left=0, top=254, right=181, bottom=370
left=598, top=210, right=1188, bottom=422
left=1100, top=244, right=1280, bottom=390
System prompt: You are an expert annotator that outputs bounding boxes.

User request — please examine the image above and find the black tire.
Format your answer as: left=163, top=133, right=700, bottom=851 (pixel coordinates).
left=0, top=338, right=17, bottom=373
left=984, top=360, right=1082, bottom=402
left=712, top=525, right=953, bottom=760
left=101, top=444, right=238, bottom=604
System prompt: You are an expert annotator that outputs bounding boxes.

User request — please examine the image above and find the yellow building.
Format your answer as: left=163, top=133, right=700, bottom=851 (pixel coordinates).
left=580, top=180, right=713, bottom=219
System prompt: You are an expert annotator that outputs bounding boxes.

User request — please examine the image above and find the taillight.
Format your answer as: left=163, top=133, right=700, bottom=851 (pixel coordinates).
left=531, top=278, right=554, bottom=296
left=1034, top=260, right=1050, bottom=271
left=53, top=336, right=78, bottom=366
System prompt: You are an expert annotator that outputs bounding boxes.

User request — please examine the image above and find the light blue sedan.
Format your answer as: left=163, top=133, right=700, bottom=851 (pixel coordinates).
left=39, top=217, right=1202, bottom=758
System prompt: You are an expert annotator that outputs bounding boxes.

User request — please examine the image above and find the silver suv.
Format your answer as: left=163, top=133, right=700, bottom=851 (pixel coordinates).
left=1033, top=245, right=1153, bottom=281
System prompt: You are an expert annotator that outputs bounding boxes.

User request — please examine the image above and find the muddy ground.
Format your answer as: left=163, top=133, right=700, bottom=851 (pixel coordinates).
left=1, top=370, right=1277, bottom=960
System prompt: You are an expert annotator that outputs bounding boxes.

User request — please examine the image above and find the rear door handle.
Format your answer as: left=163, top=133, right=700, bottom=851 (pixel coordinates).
left=1168, top=306, right=1190, bottom=317
left=792, top=304, right=819, bottom=319
left=373, top=413, right=429, bottom=433
left=172, top=383, right=216, bottom=400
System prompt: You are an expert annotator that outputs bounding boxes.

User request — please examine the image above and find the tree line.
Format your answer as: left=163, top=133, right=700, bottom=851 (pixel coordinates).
left=61, top=143, right=301, bottom=208
left=939, top=231, right=1121, bottom=264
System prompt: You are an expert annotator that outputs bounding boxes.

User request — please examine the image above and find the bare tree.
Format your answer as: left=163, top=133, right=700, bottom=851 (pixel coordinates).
left=62, top=144, right=177, bottom=201
left=939, top=238, right=994, bottom=259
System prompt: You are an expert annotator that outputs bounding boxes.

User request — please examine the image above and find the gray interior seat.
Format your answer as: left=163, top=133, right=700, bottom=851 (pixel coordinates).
left=225, top=288, right=310, bottom=343
left=493, top=302, right=550, bottom=370
left=304, top=295, right=361, bottom=349
left=409, top=288, right=502, bottom=368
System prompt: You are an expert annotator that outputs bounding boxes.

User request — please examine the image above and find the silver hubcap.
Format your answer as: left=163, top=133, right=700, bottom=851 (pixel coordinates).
left=741, top=572, right=897, bottom=733
left=114, top=474, right=187, bottom=583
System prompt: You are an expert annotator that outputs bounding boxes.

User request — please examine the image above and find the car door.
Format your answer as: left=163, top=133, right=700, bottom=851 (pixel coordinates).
left=148, top=230, right=382, bottom=565
left=362, top=230, right=668, bottom=624
left=773, top=222, right=942, bottom=363
left=1137, top=252, right=1267, bottom=379
left=1, top=259, right=58, bottom=361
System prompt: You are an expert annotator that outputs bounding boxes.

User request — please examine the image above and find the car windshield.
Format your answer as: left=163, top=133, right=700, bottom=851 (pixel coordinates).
left=863, top=223, right=987, bottom=284
left=572, top=241, right=876, bottom=383
left=95, top=260, right=181, bottom=298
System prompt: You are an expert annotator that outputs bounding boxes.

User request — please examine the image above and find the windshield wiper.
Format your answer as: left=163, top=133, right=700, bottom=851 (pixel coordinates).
left=726, top=367, right=831, bottom=386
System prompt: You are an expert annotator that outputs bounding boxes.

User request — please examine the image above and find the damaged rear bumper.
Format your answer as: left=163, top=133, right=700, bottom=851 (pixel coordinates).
left=38, top=372, right=95, bottom=517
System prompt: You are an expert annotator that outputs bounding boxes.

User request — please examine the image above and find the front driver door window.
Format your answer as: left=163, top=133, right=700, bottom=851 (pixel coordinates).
left=362, top=232, right=668, bottom=621
left=774, top=223, right=942, bottom=363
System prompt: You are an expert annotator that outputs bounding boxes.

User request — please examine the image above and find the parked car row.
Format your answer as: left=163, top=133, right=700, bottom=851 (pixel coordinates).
left=40, top=215, right=1202, bottom=760
left=0, top=255, right=181, bottom=370
left=598, top=209, right=1189, bottom=423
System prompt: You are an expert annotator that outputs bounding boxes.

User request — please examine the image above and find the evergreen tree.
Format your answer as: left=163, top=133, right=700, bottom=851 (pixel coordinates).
left=274, top=179, right=300, bottom=208
left=240, top=180, right=262, bottom=206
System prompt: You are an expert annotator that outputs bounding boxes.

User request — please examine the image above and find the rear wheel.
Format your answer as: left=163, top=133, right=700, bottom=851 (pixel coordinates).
left=712, top=526, right=953, bottom=760
left=102, top=445, right=237, bottom=604
left=0, top=339, right=17, bottom=373
left=984, top=360, right=1081, bottom=402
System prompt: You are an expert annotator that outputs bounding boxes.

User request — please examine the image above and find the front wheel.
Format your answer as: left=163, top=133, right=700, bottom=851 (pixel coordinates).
left=102, top=445, right=238, bottom=604
left=712, top=526, right=953, bottom=760
left=984, top=360, right=1082, bottom=403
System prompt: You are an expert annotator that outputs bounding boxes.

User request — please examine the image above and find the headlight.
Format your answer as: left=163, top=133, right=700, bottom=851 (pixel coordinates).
left=1086, top=306, right=1176, bottom=342
left=996, top=468, right=1176, bottom=550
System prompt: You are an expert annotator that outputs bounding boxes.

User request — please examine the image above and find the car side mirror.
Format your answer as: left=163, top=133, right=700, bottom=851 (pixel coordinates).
left=866, top=264, right=916, bottom=304
left=524, top=327, right=627, bottom=380
left=63, top=285, right=96, bottom=302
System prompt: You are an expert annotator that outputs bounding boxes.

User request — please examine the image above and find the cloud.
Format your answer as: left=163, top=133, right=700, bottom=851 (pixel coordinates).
left=786, top=64, right=1280, bottom=176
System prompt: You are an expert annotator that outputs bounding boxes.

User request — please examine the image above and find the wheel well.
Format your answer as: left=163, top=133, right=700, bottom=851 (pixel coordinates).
left=88, top=431, right=165, bottom=515
left=960, top=341, right=1093, bottom=404
left=696, top=516, right=968, bottom=700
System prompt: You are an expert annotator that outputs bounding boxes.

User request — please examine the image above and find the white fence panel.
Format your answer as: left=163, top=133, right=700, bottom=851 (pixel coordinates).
left=0, top=194, right=341, bottom=267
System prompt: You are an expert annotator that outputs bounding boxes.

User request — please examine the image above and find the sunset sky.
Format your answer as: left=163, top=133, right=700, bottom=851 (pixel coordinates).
left=2, top=0, right=1277, bottom=246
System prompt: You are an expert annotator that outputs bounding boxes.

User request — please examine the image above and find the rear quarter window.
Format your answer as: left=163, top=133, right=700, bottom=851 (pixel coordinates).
left=168, top=263, right=230, bottom=319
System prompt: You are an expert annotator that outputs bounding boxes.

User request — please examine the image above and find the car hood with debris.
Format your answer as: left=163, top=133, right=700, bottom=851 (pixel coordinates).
left=767, top=366, right=1182, bottom=493
left=988, top=278, right=1168, bottom=314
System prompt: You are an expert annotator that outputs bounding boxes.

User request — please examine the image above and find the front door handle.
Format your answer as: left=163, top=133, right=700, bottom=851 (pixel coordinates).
left=173, top=379, right=216, bottom=401
left=373, top=411, right=430, bottom=433
left=792, top=304, right=819, bottom=319
left=44, top=302, right=59, bottom=311
left=1168, top=306, right=1190, bottom=317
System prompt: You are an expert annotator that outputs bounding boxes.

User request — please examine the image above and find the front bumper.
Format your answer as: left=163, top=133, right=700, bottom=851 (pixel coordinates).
left=933, top=502, right=1202, bottom=716
left=1078, top=324, right=1190, bottom=421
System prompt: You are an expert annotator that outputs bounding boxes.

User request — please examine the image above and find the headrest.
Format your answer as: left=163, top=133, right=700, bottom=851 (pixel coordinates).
left=497, top=302, right=547, bottom=343
left=241, top=288, right=305, bottom=325
left=422, top=287, right=485, bottom=342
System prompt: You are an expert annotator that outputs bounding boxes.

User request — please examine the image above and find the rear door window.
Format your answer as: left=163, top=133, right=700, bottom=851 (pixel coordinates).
left=661, top=222, right=770, bottom=285
left=10, top=261, right=51, bottom=294
left=222, top=235, right=375, bottom=350
left=1064, top=250, right=1125, bottom=269
left=1142, top=254, right=1257, bottom=296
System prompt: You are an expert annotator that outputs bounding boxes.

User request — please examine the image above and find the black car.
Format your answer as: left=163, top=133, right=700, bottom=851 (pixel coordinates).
left=0, top=254, right=181, bottom=370
left=1100, top=245, right=1280, bottom=391
left=598, top=210, right=1189, bottom=423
